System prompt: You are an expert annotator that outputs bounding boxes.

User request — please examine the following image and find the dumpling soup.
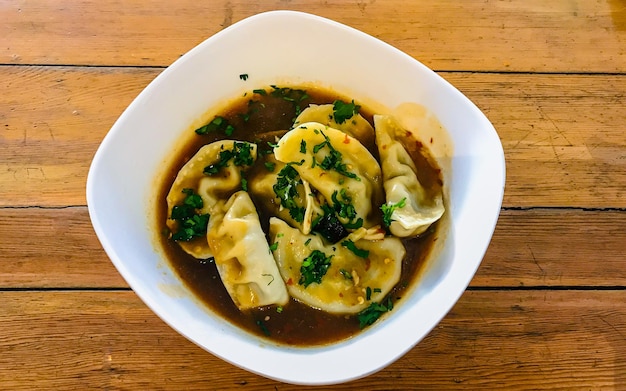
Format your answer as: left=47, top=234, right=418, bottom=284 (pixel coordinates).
left=156, top=85, right=445, bottom=346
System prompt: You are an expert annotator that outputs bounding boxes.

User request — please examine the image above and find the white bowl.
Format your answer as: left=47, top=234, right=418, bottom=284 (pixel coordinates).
left=87, top=10, right=505, bottom=385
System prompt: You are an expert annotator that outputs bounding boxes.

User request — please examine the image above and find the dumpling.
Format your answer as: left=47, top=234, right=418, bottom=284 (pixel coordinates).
left=207, top=191, right=289, bottom=310
left=248, top=155, right=323, bottom=234
left=293, top=104, right=375, bottom=149
left=269, top=217, right=404, bottom=314
left=166, top=140, right=257, bottom=258
left=274, top=122, right=384, bottom=229
left=374, top=114, right=444, bottom=237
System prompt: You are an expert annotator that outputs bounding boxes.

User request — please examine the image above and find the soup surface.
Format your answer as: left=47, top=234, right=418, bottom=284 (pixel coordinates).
left=156, top=85, right=443, bottom=346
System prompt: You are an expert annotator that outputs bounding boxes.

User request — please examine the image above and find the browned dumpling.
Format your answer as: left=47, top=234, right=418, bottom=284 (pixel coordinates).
left=207, top=191, right=289, bottom=310
left=374, top=114, right=444, bottom=237
left=274, top=122, right=384, bottom=229
left=269, top=217, right=404, bottom=314
left=166, top=140, right=257, bottom=259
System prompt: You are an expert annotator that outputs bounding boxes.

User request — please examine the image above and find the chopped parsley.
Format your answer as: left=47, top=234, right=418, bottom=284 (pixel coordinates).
left=331, top=189, right=359, bottom=225
left=170, top=188, right=210, bottom=242
left=322, top=189, right=363, bottom=230
left=341, top=239, right=369, bottom=258
left=269, top=241, right=278, bottom=252
left=238, top=112, right=250, bottom=122
left=195, top=116, right=236, bottom=136
left=268, top=86, right=309, bottom=123
left=381, top=197, right=407, bottom=227
left=340, top=269, right=353, bottom=280
left=253, top=88, right=267, bottom=95
left=311, top=131, right=359, bottom=180
left=300, top=139, right=307, bottom=154
left=264, top=161, right=276, bottom=172
left=333, top=100, right=361, bottom=124
left=224, top=124, right=235, bottom=136
left=239, top=73, right=249, bottom=81
left=270, top=86, right=309, bottom=103
left=299, top=250, right=333, bottom=288
left=256, top=319, right=270, bottom=336
left=273, top=165, right=305, bottom=223
left=203, top=142, right=255, bottom=176
left=357, top=297, right=394, bottom=329
left=232, top=142, right=255, bottom=166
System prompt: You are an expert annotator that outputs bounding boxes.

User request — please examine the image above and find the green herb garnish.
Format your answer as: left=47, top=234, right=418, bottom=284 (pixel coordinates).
left=269, top=86, right=309, bottom=123
left=312, top=132, right=359, bottom=180
left=329, top=189, right=363, bottom=230
left=340, top=269, right=353, bottom=280
left=233, top=142, right=254, bottom=166
left=239, top=74, right=249, bottom=81
left=203, top=142, right=255, bottom=176
left=256, top=319, right=270, bottom=336
left=238, top=112, right=250, bottom=122
left=300, top=139, right=307, bottom=154
left=195, top=116, right=237, bottom=136
left=273, top=165, right=305, bottom=223
left=331, top=189, right=357, bottom=222
left=264, top=161, right=276, bottom=172
left=224, top=124, right=235, bottom=136
left=333, top=100, right=361, bottom=124
left=253, top=88, right=267, bottom=95
left=270, top=86, right=308, bottom=102
left=341, top=239, right=369, bottom=258
left=381, top=197, right=407, bottom=227
left=357, top=297, right=394, bottom=329
left=299, top=250, right=333, bottom=288
left=170, top=188, right=210, bottom=242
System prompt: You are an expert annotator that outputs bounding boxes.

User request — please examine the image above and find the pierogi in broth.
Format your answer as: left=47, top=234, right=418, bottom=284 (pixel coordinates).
left=157, top=84, right=445, bottom=346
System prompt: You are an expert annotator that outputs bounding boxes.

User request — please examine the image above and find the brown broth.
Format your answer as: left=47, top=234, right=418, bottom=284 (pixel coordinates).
left=156, top=85, right=442, bottom=346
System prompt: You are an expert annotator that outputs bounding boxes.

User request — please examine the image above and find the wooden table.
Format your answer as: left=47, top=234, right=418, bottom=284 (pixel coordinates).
left=1, top=1, right=625, bottom=389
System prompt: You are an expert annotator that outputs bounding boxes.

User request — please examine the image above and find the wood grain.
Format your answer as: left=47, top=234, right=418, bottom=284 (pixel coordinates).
left=1, top=67, right=625, bottom=208
left=477, top=209, right=626, bottom=287
left=0, top=66, right=158, bottom=207
left=0, top=290, right=624, bottom=390
left=2, top=0, right=625, bottom=388
left=1, top=207, right=624, bottom=288
left=0, top=207, right=124, bottom=288
left=1, top=0, right=625, bottom=72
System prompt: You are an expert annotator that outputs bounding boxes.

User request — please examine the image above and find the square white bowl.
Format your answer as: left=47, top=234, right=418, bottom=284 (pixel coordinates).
left=87, top=10, right=505, bottom=385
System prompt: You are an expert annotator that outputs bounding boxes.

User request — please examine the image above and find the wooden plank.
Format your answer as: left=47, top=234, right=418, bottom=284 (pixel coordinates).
left=1, top=67, right=624, bottom=208
left=0, top=290, right=623, bottom=389
left=1, top=208, right=624, bottom=288
left=0, top=207, right=125, bottom=288
left=447, top=73, right=626, bottom=208
left=1, top=0, right=624, bottom=72
left=474, top=209, right=626, bottom=287
left=0, top=66, right=158, bottom=207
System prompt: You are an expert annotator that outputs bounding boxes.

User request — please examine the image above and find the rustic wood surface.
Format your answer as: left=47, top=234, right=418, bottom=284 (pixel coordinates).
left=1, top=0, right=625, bottom=389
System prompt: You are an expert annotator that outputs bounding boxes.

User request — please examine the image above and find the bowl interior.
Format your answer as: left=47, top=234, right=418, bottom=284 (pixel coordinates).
left=87, top=10, right=505, bottom=385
